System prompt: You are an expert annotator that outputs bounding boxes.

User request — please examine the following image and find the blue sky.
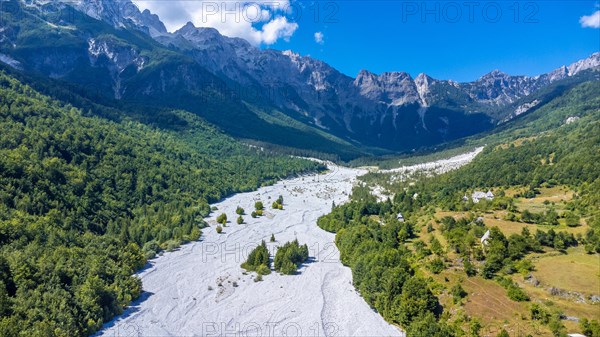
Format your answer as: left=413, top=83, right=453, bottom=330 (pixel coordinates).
left=136, top=1, right=600, bottom=82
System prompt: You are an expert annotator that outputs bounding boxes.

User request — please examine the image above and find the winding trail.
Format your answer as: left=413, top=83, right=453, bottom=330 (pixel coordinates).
left=97, top=164, right=404, bottom=337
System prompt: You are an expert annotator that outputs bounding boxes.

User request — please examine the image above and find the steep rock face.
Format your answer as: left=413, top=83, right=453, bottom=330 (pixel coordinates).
left=354, top=70, right=421, bottom=106
left=568, top=53, right=600, bottom=74
left=87, top=38, right=146, bottom=72
left=23, top=0, right=167, bottom=36
left=87, top=36, right=147, bottom=98
left=160, top=21, right=599, bottom=134
left=460, top=70, right=539, bottom=106
left=71, top=0, right=167, bottom=36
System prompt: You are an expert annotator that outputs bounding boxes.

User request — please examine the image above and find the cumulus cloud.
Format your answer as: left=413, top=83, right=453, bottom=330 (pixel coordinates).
left=314, top=31, right=324, bottom=44
left=262, top=17, right=298, bottom=44
left=580, top=10, right=600, bottom=28
left=133, top=0, right=299, bottom=45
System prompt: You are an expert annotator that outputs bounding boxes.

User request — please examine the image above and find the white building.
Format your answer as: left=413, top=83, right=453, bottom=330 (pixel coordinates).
left=397, top=212, right=404, bottom=222
left=471, top=190, right=494, bottom=203
left=480, top=229, right=491, bottom=246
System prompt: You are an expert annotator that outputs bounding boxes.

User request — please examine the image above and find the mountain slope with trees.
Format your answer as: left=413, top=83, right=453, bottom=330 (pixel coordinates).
left=0, top=71, right=322, bottom=336
left=0, top=0, right=598, bottom=158
left=318, top=80, right=600, bottom=335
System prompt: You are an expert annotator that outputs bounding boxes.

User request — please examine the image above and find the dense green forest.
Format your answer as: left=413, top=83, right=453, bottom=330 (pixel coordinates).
left=318, top=80, right=600, bottom=335
left=0, top=72, right=323, bottom=336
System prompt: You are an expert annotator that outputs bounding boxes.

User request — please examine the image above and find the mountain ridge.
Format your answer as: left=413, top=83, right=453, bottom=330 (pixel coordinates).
left=1, top=0, right=599, bottom=155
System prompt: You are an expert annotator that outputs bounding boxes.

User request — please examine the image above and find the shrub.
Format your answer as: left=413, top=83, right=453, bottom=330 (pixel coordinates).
left=515, top=259, right=534, bottom=274
left=497, top=329, right=509, bottom=337
left=580, top=318, right=600, bottom=337
left=498, top=277, right=530, bottom=302
left=236, top=206, right=245, bottom=215
left=241, top=241, right=271, bottom=274
left=428, top=258, right=445, bottom=274
left=463, top=258, right=477, bottom=277
left=530, top=303, right=550, bottom=323
left=255, top=201, right=264, bottom=211
left=237, top=216, right=244, bottom=224
left=274, top=240, right=309, bottom=275
left=216, top=225, right=223, bottom=234
left=142, top=240, right=160, bottom=259
left=507, top=285, right=530, bottom=302
left=216, top=213, right=227, bottom=225
left=451, top=283, right=467, bottom=304
left=272, top=196, right=284, bottom=210
left=256, top=264, right=271, bottom=276
left=279, top=260, right=297, bottom=275
left=564, top=211, right=580, bottom=227
left=165, top=240, right=179, bottom=252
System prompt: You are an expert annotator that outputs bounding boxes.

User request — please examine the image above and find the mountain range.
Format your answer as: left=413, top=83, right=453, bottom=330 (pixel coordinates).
left=1, top=0, right=599, bottom=159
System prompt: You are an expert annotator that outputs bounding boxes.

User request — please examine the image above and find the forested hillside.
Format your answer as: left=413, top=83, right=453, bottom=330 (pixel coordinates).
left=0, top=0, right=371, bottom=160
left=0, top=72, right=323, bottom=336
left=318, top=80, right=600, bottom=336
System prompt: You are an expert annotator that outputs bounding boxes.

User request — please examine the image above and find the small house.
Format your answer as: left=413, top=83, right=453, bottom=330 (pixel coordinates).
left=471, top=190, right=494, bottom=203
left=480, top=229, right=491, bottom=246
left=396, top=212, right=405, bottom=222
left=471, top=191, right=486, bottom=203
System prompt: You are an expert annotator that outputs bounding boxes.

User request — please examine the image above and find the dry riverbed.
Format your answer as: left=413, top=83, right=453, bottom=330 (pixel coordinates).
left=97, top=164, right=404, bottom=337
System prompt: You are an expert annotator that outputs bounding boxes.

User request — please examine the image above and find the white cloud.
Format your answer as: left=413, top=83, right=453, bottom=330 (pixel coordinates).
left=262, top=17, right=298, bottom=44
left=580, top=10, right=600, bottom=28
left=133, top=0, right=299, bottom=45
left=314, top=31, right=324, bottom=45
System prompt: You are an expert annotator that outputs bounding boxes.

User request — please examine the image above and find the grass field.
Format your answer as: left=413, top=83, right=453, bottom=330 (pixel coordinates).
left=515, top=186, right=573, bottom=215
left=496, top=136, right=539, bottom=150
left=423, top=188, right=599, bottom=336
left=533, top=247, right=600, bottom=294
left=483, top=216, right=589, bottom=236
left=425, top=267, right=554, bottom=336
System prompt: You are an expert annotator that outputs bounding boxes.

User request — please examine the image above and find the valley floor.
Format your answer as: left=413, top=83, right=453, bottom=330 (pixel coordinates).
left=96, top=164, right=404, bottom=337
left=378, top=146, right=485, bottom=177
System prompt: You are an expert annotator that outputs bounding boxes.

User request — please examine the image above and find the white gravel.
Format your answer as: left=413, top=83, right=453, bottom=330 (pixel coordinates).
left=380, top=146, right=484, bottom=180
left=97, top=164, right=404, bottom=337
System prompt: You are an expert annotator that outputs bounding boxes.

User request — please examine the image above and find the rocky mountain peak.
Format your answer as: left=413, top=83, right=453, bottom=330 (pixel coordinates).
left=177, top=21, right=198, bottom=34
left=415, top=73, right=432, bottom=83
left=135, top=8, right=168, bottom=37
left=354, top=70, right=378, bottom=86
left=480, top=69, right=509, bottom=80
left=568, top=52, right=600, bottom=75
